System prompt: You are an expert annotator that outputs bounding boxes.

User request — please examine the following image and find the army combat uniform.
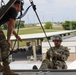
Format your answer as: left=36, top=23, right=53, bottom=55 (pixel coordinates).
left=0, top=30, right=18, bottom=75
left=40, top=35, right=70, bottom=70
left=0, top=30, right=10, bottom=62
left=39, top=49, right=53, bottom=70
left=39, top=59, right=53, bottom=70
left=47, top=45, right=70, bottom=69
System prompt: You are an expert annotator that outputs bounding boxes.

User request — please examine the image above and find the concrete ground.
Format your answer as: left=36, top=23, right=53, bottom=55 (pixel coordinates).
left=9, top=60, right=72, bottom=70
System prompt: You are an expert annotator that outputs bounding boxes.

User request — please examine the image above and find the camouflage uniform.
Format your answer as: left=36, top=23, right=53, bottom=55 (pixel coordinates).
left=39, top=58, right=53, bottom=70
left=47, top=45, right=70, bottom=69
left=0, top=30, right=10, bottom=63
left=40, top=35, right=70, bottom=70
left=39, top=50, right=53, bottom=70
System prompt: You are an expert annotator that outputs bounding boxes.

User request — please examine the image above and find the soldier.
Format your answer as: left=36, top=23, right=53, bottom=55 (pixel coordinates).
left=0, top=0, right=22, bottom=75
left=46, top=35, right=70, bottom=69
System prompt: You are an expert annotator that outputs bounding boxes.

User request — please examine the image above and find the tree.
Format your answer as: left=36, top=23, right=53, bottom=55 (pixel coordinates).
left=72, top=21, right=76, bottom=29
left=62, top=21, right=70, bottom=30
left=15, top=21, right=25, bottom=29
left=0, top=24, right=7, bottom=30
left=0, top=21, right=25, bottom=30
left=62, top=21, right=76, bottom=30
left=44, top=22, right=53, bottom=29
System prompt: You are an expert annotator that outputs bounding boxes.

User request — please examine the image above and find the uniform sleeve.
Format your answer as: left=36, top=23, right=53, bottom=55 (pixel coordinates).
left=46, top=48, right=53, bottom=58
left=57, top=47, right=70, bottom=61
left=62, top=47, right=70, bottom=61
left=52, top=47, right=70, bottom=61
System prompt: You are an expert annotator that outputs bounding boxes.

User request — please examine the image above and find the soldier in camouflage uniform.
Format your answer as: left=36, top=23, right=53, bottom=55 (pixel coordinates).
left=0, top=30, right=10, bottom=70
left=46, top=35, right=70, bottom=69
left=0, top=0, right=22, bottom=75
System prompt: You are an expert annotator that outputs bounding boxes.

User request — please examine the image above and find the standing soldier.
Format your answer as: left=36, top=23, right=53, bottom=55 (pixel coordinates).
left=46, top=35, right=70, bottom=69
left=0, top=0, right=23, bottom=75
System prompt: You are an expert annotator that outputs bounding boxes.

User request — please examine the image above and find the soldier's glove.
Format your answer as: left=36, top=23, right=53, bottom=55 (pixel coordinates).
left=53, top=51, right=60, bottom=57
left=61, top=55, right=67, bottom=61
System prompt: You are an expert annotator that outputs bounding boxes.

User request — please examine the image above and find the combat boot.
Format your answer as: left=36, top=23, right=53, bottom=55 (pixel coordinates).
left=3, top=62, right=19, bottom=75
left=0, top=64, right=4, bottom=72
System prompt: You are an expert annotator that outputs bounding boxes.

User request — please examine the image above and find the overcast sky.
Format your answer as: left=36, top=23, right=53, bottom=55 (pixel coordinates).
left=1, top=0, right=76, bottom=24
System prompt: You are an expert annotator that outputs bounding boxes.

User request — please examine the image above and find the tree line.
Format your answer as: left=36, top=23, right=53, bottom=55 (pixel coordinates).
left=0, top=21, right=25, bottom=30
left=44, top=21, right=76, bottom=30
left=1, top=20, right=76, bottom=30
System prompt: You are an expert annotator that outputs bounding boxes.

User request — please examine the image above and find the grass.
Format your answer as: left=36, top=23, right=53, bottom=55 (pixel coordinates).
left=3, top=25, right=64, bottom=35
left=3, top=25, right=64, bottom=47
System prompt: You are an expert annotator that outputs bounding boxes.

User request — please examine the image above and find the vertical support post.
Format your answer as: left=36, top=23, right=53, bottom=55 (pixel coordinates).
left=32, top=39, right=37, bottom=61
left=17, top=40, right=19, bottom=48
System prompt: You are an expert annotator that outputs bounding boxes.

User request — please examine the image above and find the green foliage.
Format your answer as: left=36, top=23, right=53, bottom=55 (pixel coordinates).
left=44, top=22, right=53, bottom=29
left=62, top=21, right=76, bottom=30
left=0, top=24, right=7, bottom=30
left=0, top=21, right=25, bottom=30
left=15, top=21, right=25, bottom=28
left=72, top=21, right=76, bottom=29
left=62, top=21, right=70, bottom=30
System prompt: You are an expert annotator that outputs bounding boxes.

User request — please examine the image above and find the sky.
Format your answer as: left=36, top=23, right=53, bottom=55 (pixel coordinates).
left=1, top=0, right=76, bottom=24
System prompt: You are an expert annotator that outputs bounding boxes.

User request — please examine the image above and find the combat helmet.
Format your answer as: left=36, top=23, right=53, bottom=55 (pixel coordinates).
left=52, top=35, right=62, bottom=42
